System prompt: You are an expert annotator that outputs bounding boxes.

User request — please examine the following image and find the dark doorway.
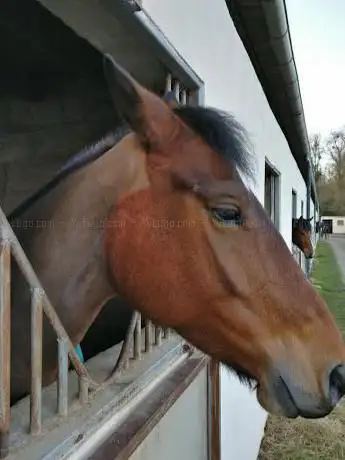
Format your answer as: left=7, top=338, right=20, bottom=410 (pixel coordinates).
left=322, top=219, right=333, bottom=234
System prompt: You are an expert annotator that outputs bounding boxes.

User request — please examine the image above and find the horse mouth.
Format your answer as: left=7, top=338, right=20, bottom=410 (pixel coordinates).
left=273, top=376, right=300, bottom=418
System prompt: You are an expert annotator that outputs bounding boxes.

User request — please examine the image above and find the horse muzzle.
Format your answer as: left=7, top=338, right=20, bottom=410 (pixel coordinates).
left=257, top=363, right=345, bottom=418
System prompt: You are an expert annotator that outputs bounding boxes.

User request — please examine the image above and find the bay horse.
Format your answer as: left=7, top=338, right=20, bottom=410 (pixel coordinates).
left=292, top=216, right=314, bottom=258
left=7, top=55, right=345, bottom=419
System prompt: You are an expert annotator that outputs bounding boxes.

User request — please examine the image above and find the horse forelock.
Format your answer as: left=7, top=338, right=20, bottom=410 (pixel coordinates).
left=173, top=106, right=256, bottom=185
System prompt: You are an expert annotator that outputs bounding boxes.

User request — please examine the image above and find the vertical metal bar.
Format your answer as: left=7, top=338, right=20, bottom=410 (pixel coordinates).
left=30, top=288, right=43, bottom=435
left=78, top=376, right=89, bottom=405
left=0, top=238, right=11, bottom=459
left=57, top=338, right=68, bottom=417
left=166, top=73, right=172, bottom=93
left=145, top=320, right=152, bottom=353
left=164, top=328, right=171, bottom=340
left=154, top=326, right=162, bottom=347
left=174, top=80, right=180, bottom=102
left=133, top=314, right=142, bottom=360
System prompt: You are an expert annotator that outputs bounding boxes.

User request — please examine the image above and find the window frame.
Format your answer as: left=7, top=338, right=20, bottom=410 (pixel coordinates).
left=292, top=189, right=297, bottom=219
left=264, top=159, right=281, bottom=229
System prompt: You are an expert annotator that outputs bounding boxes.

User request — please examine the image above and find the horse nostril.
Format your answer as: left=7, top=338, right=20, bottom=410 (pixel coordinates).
left=329, top=364, right=345, bottom=404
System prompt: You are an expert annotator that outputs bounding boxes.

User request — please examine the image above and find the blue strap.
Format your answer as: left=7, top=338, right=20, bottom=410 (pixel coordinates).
left=75, top=344, right=84, bottom=364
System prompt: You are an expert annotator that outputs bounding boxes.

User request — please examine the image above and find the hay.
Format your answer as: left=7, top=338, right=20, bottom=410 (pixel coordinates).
left=258, top=400, right=345, bottom=459
left=258, top=241, right=345, bottom=459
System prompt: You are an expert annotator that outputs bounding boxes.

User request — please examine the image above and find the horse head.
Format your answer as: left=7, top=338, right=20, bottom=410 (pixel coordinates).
left=102, top=55, right=345, bottom=419
left=292, top=216, right=314, bottom=259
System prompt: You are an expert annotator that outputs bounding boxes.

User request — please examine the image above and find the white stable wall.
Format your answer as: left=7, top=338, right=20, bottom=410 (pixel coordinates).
left=140, top=0, right=312, bottom=458
left=323, top=216, right=345, bottom=234
left=130, top=368, right=208, bottom=460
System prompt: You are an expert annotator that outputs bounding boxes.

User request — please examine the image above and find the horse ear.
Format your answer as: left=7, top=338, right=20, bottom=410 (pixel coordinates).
left=103, top=54, right=177, bottom=147
left=308, top=217, right=314, bottom=222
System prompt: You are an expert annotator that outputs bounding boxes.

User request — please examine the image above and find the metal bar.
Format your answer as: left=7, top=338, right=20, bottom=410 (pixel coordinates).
left=133, top=314, right=142, bottom=360
left=109, top=312, right=138, bottom=376
left=154, top=326, right=162, bottom=347
left=0, top=207, right=92, bottom=387
left=79, top=376, right=89, bottom=405
left=145, top=320, right=152, bottom=353
left=58, top=338, right=69, bottom=417
left=165, top=73, right=172, bottom=93
left=174, top=80, right=180, bottom=102
left=30, top=288, right=43, bottom=435
left=164, top=328, right=171, bottom=340
left=0, top=237, right=10, bottom=459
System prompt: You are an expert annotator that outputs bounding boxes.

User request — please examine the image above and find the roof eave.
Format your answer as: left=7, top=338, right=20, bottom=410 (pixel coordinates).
left=225, top=0, right=318, bottom=206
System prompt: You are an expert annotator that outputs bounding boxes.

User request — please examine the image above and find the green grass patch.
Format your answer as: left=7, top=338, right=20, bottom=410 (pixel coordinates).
left=311, top=241, right=345, bottom=334
left=259, top=240, right=345, bottom=460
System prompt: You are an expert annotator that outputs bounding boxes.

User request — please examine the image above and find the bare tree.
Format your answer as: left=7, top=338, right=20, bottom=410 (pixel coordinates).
left=309, top=133, right=324, bottom=183
left=326, top=128, right=345, bottom=186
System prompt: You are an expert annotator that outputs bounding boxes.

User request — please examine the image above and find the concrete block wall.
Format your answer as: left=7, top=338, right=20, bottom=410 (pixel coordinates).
left=0, top=76, right=117, bottom=214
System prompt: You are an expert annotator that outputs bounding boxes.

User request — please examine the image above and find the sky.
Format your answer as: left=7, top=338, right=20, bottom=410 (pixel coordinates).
left=286, top=0, right=345, bottom=138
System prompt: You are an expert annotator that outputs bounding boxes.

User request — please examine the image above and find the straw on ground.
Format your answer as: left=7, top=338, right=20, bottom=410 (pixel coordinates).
left=258, top=241, right=345, bottom=460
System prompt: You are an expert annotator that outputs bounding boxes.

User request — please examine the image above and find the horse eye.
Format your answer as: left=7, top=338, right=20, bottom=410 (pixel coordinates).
left=210, top=207, right=242, bottom=226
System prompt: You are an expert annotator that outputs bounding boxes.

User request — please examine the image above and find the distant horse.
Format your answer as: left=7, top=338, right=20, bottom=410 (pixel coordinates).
left=317, top=221, right=329, bottom=240
left=7, top=55, right=345, bottom=420
left=292, top=216, right=314, bottom=258
left=323, top=222, right=330, bottom=240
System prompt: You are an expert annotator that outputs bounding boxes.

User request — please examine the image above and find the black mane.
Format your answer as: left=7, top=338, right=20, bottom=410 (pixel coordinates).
left=8, top=106, right=255, bottom=221
left=293, top=217, right=312, bottom=232
left=174, top=106, right=255, bottom=181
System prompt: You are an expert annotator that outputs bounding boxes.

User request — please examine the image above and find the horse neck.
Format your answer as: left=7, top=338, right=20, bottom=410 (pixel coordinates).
left=12, top=133, right=145, bottom=345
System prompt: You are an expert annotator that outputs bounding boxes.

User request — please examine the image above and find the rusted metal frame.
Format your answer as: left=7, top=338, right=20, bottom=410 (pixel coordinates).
left=165, top=73, right=172, bottom=93
left=145, top=320, right=153, bottom=353
left=173, top=79, right=180, bottom=102
left=58, top=338, right=69, bottom=416
left=0, top=204, right=177, bottom=444
left=165, top=73, right=188, bottom=106
left=0, top=234, right=11, bottom=459
left=79, top=376, right=89, bottom=405
left=0, top=208, right=91, bottom=382
left=30, top=288, right=43, bottom=435
left=154, top=326, right=162, bottom=346
left=209, top=360, right=221, bottom=460
left=163, top=327, right=170, bottom=339
left=133, top=314, right=142, bottom=361
left=0, top=207, right=138, bottom=390
left=109, top=312, right=139, bottom=377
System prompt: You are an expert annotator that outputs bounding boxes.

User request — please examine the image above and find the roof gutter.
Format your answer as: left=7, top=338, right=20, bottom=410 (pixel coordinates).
left=268, top=0, right=318, bottom=209
left=226, top=0, right=318, bottom=207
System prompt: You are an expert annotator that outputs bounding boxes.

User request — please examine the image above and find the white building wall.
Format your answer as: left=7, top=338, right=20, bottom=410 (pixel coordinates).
left=323, top=216, right=345, bottom=234
left=140, top=1, right=311, bottom=458
left=130, top=369, right=208, bottom=460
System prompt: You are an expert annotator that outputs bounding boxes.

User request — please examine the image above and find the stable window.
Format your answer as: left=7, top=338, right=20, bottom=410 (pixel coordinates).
left=337, top=220, right=344, bottom=226
left=292, top=190, right=297, bottom=219
left=264, top=161, right=280, bottom=228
